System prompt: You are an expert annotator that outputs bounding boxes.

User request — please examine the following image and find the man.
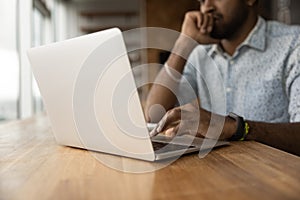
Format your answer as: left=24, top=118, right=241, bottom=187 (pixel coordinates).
left=145, top=0, right=300, bottom=155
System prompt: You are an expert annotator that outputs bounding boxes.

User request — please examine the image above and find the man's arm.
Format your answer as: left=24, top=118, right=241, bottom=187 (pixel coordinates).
left=145, top=36, right=197, bottom=123
left=245, top=121, right=300, bottom=156
left=149, top=101, right=300, bottom=156
left=145, top=11, right=219, bottom=122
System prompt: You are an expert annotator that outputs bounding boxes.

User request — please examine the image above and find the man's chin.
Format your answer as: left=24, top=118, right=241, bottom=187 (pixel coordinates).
left=210, top=24, right=230, bottom=39
left=209, top=32, right=224, bottom=40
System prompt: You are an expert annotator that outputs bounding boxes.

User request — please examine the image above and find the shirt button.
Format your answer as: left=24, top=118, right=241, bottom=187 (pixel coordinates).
left=226, top=87, right=232, bottom=93
left=230, top=60, right=234, bottom=65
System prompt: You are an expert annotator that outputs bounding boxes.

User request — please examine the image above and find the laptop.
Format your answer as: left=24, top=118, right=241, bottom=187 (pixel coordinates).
left=27, top=28, right=227, bottom=161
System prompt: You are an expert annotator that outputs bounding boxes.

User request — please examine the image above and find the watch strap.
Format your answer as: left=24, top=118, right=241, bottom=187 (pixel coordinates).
left=228, top=112, right=245, bottom=141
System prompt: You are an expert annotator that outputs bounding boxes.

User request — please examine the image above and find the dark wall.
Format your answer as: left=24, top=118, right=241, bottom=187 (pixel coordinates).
left=259, top=0, right=300, bottom=25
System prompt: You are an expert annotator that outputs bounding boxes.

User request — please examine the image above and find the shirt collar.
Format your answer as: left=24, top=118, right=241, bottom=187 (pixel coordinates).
left=242, top=16, right=266, bottom=51
left=208, top=16, right=267, bottom=57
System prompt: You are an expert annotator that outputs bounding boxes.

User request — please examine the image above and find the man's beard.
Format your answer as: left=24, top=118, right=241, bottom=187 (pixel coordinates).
left=210, top=10, right=249, bottom=40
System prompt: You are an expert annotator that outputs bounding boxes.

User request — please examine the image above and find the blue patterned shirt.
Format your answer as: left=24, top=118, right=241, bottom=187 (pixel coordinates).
left=178, top=17, right=300, bottom=123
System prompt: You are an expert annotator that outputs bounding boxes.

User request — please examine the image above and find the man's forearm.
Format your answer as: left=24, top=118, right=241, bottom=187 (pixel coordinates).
left=166, top=35, right=198, bottom=72
left=145, top=35, right=198, bottom=122
left=245, top=121, right=300, bottom=156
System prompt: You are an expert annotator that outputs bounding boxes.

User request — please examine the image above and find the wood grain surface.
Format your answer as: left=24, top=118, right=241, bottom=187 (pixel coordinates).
left=1, top=115, right=299, bottom=200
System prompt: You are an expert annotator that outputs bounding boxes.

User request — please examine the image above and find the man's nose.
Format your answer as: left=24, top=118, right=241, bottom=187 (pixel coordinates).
left=201, top=0, right=215, bottom=14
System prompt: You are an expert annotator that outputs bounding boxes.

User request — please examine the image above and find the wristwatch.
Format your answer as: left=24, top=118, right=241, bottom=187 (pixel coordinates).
left=228, top=112, right=246, bottom=141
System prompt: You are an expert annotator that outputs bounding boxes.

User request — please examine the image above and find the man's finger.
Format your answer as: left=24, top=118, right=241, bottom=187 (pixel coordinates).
left=149, top=108, right=181, bottom=137
left=207, top=14, right=214, bottom=33
left=201, top=14, right=209, bottom=34
left=196, top=12, right=202, bottom=29
left=149, top=127, right=158, bottom=137
left=164, top=126, right=178, bottom=137
left=159, top=108, right=181, bottom=131
left=149, top=115, right=166, bottom=137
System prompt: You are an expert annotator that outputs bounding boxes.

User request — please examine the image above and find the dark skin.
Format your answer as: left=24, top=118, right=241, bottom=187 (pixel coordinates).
left=145, top=0, right=300, bottom=156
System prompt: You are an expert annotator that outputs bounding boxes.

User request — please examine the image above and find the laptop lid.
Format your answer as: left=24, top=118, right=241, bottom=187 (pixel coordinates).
left=27, top=28, right=156, bottom=161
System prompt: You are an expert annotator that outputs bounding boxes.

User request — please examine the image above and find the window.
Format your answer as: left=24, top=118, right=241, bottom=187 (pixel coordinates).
left=32, top=0, right=53, bottom=114
left=32, top=8, right=45, bottom=113
left=0, top=0, right=54, bottom=123
left=0, top=0, right=19, bottom=122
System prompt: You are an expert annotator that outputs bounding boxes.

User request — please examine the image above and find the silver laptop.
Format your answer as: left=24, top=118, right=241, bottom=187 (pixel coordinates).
left=27, top=28, right=227, bottom=161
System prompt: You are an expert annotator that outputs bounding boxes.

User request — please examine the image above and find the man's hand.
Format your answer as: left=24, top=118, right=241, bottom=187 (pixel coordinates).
left=150, top=100, right=237, bottom=140
left=181, top=11, right=220, bottom=45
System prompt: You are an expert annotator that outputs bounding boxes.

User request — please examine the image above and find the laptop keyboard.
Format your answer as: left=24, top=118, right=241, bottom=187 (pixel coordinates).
left=151, top=141, right=195, bottom=153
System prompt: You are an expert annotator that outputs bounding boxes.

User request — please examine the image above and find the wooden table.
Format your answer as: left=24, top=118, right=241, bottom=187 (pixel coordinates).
left=1, top=115, right=300, bottom=200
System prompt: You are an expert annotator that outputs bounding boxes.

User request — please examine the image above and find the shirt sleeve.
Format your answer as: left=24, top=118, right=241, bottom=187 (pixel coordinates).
left=285, top=45, right=300, bottom=122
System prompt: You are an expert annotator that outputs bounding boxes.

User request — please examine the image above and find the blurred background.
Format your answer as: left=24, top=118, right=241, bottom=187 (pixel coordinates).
left=0, top=0, right=299, bottom=124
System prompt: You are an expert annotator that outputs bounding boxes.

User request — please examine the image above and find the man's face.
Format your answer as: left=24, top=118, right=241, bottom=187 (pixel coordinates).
left=200, top=0, right=250, bottom=39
